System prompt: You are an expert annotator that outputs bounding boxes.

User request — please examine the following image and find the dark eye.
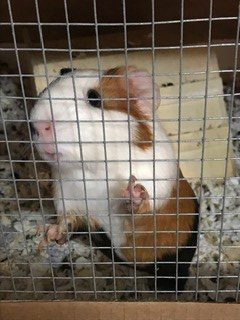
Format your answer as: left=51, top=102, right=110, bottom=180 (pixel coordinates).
left=60, top=68, right=72, bottom=75
left=87, top=89, right=101, bottom=108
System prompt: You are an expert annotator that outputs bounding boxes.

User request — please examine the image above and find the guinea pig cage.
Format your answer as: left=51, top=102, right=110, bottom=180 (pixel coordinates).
left=0, top=0, right=240, bottom=319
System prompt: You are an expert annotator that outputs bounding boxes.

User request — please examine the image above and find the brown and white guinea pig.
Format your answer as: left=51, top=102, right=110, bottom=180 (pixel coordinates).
left=30, top=66, right=199, bottom=292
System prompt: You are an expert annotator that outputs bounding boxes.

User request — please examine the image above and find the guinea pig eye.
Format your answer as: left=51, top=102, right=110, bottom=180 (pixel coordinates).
left=87, top=89, right=101, bottom=108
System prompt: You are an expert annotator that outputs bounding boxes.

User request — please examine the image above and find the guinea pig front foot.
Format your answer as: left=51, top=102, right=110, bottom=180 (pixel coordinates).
left=37, top=223, right=67, bottom=250
left=123, top=175, right=150, bottom=213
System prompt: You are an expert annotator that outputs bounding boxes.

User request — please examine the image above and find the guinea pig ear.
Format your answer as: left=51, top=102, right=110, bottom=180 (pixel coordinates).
left=127, top=66, right=160, bottom=118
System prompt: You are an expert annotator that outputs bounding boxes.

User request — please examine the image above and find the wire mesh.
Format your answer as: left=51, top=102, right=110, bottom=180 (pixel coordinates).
left=0, top=0, right=239, bottom=303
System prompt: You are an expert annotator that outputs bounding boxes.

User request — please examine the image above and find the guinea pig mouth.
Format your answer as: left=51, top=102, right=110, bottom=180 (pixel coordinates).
left=44, top=151, right=62, bottom=161
left=38, top=148, right=62, bottom=162
left=35, top=142, right=61, bottom=162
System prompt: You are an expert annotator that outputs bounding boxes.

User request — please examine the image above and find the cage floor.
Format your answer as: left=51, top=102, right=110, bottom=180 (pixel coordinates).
left=0, top=67, right=240, bottom=302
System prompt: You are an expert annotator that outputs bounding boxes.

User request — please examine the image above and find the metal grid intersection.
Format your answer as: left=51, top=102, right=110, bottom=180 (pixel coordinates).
left=0, top=0, right=240, bottom=302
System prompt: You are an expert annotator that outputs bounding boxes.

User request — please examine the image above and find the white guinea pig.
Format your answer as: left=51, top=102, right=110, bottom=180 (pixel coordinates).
left=31, top=66, right=198, bottom=292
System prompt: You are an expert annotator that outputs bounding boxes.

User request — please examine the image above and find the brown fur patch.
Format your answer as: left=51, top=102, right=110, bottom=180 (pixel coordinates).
left=135, top=123, right=152, bottom=150
left=121, top=171, right=197, bottom=263
left=95, top=66, right=153, bottom=150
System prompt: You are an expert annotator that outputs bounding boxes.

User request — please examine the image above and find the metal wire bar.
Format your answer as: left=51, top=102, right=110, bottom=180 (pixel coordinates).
left=0, top=176, right=239, bottom=184
left=4, top=230, right=240, bottom=236
left=1, top=139, right=240, bottom=149
left=195, top=0, right=213, bottom=301
left=122, top=0, right=138, bottom=299
left=2, top=274, right=240, bottom=280
left=2, top=211, right=239, bottom=219
left=0, top=16, right=239, bottom=26
left=174, top=0, right=184, bottom=300
left=1, top=289, right=239, bottom=294
left=0, top=68, right=18, bottom=302
left=1, top=138, right=239, bottom=146
left=150, top=0, right=158, bottom=300
left=0, top=194, right=239, bottom=202
left=92, top=0, right=117, bottom=299
left=0, top=258, right=239, bottom=265
left=1, top=118, right=239, bottom=127
left=1, top=42, right=240, bottom=53
left=0, top=68, right=240, bottom=78
left=236, top=267, right=240, bottom=301
left=1, top=257, right=240, bottom=266
left=2, top=92, right=240, bottom=101
left=2, top=94, right=239, bottom=104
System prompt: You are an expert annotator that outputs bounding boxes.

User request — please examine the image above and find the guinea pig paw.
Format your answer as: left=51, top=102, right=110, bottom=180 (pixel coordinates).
left=48, top=224, right=67, bottom=245
left=123, top=176, right=149, bottom=212
left=38, top=224, right=67, bottom=248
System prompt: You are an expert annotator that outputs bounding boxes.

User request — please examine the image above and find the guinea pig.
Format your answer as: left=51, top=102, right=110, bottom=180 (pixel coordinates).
left=30, top=66, right=199, bottom=292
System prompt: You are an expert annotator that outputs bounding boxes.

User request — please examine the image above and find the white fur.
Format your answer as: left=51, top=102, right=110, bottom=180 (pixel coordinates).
left=31, top=70, right=177, bottom=250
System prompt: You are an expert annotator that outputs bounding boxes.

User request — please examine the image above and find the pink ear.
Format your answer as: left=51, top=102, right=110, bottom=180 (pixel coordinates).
left=127, top=67, right=160, bottom=117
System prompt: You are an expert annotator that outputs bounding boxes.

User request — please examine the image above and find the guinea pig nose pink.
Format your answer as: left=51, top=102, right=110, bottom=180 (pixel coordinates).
left=35, top=122, right=56, bottom=153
